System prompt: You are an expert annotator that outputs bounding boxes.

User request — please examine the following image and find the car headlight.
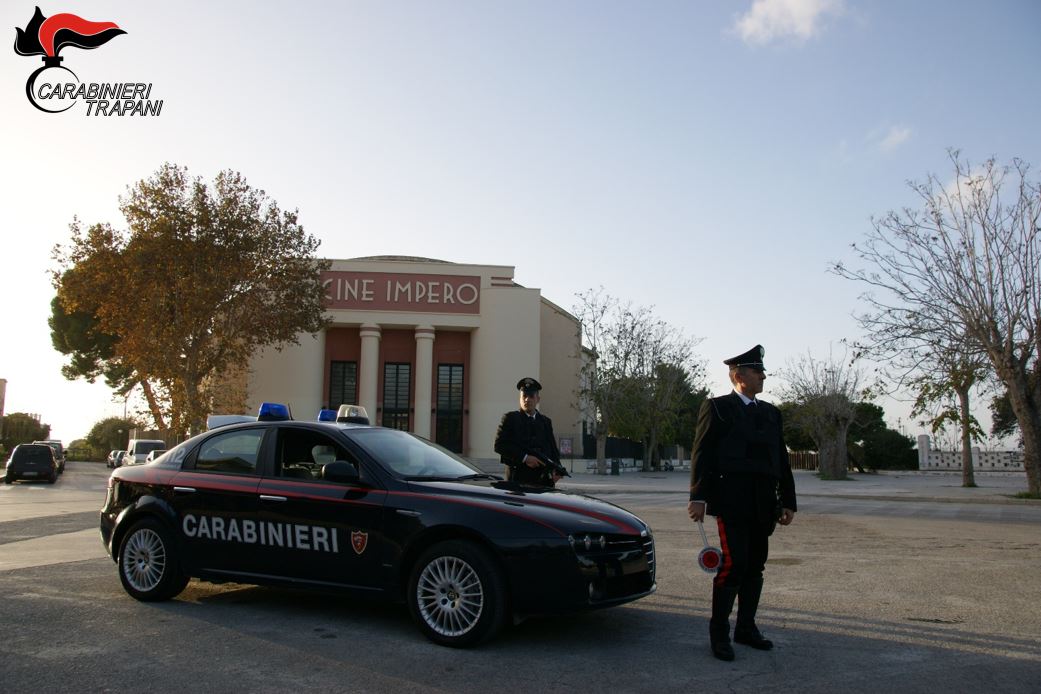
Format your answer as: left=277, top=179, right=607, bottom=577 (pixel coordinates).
left=568, top=534, right=606, bottom=552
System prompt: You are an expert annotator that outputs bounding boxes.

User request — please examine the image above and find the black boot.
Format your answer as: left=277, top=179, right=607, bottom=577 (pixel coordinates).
left=709, top=585, right=737, bottom=661
left=734, top=576, right=773, bottom=650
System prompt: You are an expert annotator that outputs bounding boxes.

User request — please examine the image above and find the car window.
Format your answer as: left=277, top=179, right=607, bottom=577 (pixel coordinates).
left=14, top=446, right=53, bottom=463
left=195, top=429, right=264, bottom=474
left=350, top=428, right=481, bottom=479
left=274, top=427, right=366, bottom=484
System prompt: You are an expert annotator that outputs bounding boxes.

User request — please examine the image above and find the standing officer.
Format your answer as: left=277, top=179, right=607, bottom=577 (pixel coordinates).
left=687, top=345, right=797, bottom=661
left=494, top=378, right=564, bottom=487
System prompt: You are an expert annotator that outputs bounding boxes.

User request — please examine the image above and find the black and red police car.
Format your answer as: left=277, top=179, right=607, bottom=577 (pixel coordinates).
left=101, top=404, right=656, bottom=647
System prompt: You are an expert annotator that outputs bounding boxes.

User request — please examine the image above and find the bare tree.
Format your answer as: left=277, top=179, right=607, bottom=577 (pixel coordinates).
left=781, top=349, right=864, bottom=480
left=833, top=151, right=1041, bottom=495
left=906, top=348, right=989, bottom=487
left=573, top=288, right=701, bottom=473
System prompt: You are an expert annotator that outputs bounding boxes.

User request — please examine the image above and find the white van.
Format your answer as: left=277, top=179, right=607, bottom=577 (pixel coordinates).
left=124, top=439, right=167, bottom=466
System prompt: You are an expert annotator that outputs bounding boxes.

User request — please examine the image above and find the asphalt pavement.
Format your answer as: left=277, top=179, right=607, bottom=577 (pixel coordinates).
left=2, top=463, right=1039, bottom=693
left=556, top=464, right=1034, bottom=504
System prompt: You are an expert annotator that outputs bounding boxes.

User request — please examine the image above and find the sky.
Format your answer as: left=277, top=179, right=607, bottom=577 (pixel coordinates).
left=2, top=0, right=1039, bottom=446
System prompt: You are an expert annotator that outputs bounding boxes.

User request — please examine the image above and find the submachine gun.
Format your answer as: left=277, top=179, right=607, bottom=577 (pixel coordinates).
left=529, top=448, right=571, bottom=479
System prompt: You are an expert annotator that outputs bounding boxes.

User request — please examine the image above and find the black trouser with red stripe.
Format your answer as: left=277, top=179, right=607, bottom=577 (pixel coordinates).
left=710, top=516, right=771, bottom=640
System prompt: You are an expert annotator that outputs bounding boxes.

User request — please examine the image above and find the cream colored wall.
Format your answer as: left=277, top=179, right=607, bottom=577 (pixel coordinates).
left=467, top=285, right=543, bottom=460
left=241, top=257, right=577, bottom=465
left=247, top=331, right=326, bottom=418
left=538, top=299, right=583, bottom=456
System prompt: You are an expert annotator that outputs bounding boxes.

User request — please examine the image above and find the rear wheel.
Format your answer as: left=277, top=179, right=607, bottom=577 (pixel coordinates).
left=407, top=540, right=508, bottom=648
left=118, top=519, right=189, bottom=601
left=47, top=470, right=57, bottom=484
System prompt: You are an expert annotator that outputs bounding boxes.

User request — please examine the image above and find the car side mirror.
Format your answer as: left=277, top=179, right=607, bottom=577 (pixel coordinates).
left=322, top=460, right=360, bottom=484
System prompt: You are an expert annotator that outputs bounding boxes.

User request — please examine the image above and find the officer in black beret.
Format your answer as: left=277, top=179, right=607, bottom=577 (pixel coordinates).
left=494, top=378, right=564, bottom=487
left=686, top=345, right=797, bottom=661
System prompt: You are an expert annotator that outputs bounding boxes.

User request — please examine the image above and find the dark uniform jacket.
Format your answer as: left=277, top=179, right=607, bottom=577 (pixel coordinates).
left=690, top=393, right=797, bottom=529
left=494, top=410, right=561, bottom=486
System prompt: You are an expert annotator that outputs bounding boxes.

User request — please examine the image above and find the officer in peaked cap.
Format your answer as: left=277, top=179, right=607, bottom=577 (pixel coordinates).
left=686, top=345, right=797, bottom=661
left=494, top=377, right=564, bottom=487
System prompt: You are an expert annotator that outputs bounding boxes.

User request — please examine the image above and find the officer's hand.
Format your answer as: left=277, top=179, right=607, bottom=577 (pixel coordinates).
left=687, top=500, right=706, bottom=522
left=778, top=508, right=795, bottom=526
left=523, top=454, right=543, bottom=469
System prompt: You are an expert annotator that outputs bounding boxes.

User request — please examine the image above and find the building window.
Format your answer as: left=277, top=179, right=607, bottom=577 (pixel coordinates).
left=329, top=361, right=358, bottom=409
left=382, top=363, right=411, bottom=431
left=436, top=364, right=464, bottom=453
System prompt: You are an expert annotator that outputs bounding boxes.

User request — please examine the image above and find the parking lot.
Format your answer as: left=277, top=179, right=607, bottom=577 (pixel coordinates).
left=2, top=462, right=1040, bottom=692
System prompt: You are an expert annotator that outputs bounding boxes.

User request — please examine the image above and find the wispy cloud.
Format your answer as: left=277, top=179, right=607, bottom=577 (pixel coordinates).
left=734, top=0, right=845, bottom=45
left=877, top=125, right=912, bottom=152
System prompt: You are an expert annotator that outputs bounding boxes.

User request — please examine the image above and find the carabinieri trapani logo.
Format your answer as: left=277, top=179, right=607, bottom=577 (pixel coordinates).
left=14, top=6, right=162, bottom=116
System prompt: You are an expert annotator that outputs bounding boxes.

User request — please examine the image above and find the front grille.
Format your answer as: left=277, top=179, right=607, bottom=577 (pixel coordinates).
left=574, top=530, right=656, bottom=603
left=641, top=533, right=656, bottom=583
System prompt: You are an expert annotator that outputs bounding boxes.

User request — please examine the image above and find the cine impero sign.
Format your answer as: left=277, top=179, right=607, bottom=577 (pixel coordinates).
left=322, top=271, right=480, bottom=314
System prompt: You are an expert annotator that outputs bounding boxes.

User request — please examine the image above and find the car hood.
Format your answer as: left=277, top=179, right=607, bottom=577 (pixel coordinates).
left=404, top=478, right=650, bottom=536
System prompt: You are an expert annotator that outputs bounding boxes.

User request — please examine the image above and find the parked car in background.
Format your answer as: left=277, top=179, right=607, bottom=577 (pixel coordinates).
left=4, top=443, right=59, bottom=484
left=124, top=439, right=167, bottom=466
left=107, top=450, right=126, bottom=468
left=144, top=449, right=167, bottom=464
left=33, top=440, right=65, bottom=474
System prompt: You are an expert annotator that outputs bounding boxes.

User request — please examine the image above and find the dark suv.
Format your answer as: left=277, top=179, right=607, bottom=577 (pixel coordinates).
left=4, top=443, right=59, bottom=484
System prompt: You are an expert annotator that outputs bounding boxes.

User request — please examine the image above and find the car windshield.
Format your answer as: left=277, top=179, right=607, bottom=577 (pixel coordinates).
left=349, top=428, right=482, bottom=479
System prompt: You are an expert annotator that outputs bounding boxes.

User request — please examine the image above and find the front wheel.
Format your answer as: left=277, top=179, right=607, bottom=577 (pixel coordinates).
left=117, top=519, right=189, bottom=601
left=407, top=540, right=508, bottom=648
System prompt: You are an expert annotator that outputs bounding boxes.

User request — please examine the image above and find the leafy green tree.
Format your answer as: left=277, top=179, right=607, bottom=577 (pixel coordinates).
left=778, top=401, right=818, bottom=452
left=85, top=417, right=138, bottom=453
left=860, top=427, right=917, bottom=470
left=1, top=413, right=51, bottom=450
left=53, top=163, right=331, bottom=437
left=847, top=402, right=916, bottom=470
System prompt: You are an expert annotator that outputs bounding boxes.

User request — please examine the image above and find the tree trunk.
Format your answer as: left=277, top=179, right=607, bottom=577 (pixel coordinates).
left=816, top=429, right=849, bottom=480
left=645, top=430, right=659, bottom=472
left=956, top=386, right=976, bottom=487
left=596, top=431, right=607, bottom=475
left=1001, top=374, right=1041, bottom=496
left=139, top=380, right=167, bottom=433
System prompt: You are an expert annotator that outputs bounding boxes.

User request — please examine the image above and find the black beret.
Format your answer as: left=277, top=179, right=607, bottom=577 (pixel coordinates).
left=516, top=377, right=542, bottom=392
left=723, top=345, right=766, bottom=370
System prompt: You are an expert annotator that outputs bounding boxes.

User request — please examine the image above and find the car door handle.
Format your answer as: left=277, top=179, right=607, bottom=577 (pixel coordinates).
left=396, top=509, right=421, bottom=517
left=260, top=495, right=287, bottom=502
left=173, top=487, right=196, bottom=494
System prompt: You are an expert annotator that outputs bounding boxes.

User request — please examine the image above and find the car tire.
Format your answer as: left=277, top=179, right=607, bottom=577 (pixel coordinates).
left=407, top=540, right=508, bottom=648
left=2, top=475, right=10, bottom=484
left=47, top=470, right=57, bottom=484
left=118, top=519, right=189, bottom=602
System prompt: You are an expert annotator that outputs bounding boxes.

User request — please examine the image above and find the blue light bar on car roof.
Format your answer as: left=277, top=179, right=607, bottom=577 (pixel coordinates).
left=257, top=402, right=291, bottom=421
left=317, top=409, right=337, bottom=422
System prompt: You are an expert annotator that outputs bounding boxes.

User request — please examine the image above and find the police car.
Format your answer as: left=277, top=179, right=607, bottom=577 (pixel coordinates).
left=100, top=403, right=656, bottom=647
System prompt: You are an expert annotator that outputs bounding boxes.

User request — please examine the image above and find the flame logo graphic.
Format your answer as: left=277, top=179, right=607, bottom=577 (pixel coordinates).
left=14, top=6, right=125, bottom=58
left=14, top=6, right=126, bottom=113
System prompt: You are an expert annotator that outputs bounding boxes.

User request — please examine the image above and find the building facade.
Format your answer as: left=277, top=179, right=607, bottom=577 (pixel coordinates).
left=243, top=257, right=583, bottom=464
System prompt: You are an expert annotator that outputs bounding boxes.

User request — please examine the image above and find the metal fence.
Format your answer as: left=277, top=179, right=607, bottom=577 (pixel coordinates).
left=788, top=451, right=819, bottom=471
